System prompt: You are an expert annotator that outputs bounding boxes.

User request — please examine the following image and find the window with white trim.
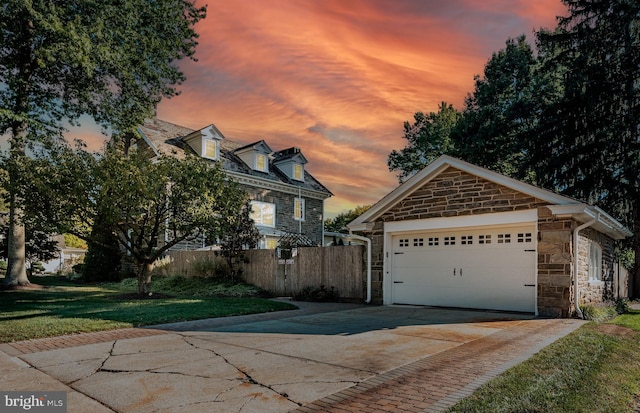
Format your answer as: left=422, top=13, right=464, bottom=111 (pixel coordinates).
left=589, top=242, right=602, bottom=282
left=294, top=198, right=305, bottom=221
left=204, top=139, right=218, bottom=160
left=250, top=201, right=275, bottom=227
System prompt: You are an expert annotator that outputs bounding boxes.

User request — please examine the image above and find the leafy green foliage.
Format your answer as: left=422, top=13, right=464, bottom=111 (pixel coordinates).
left=216, top=199, right=260, bottom=282
left=388, top=102, right=461, bottom=182
left=454, top=35, right=544, bottom=180
left=32, top=142, right=246, bottom=295
left=0, top=0, right=206, bottom=285
left=324, top=205, right=371, bottom=233
left=293, top=285, right=340, bottom=302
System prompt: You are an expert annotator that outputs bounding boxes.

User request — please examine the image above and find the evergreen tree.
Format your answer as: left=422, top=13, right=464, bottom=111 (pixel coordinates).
left=534, top=0, right=640, bottom=296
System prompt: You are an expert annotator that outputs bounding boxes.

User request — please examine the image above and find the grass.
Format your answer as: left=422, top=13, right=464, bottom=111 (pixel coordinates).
left=447, top=309, right=640, bottom=413
left=0, top=275, right=297, bottom=343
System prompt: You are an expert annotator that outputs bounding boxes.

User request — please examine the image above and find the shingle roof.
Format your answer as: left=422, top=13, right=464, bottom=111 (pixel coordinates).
left=137, top=118, right=332, bottom=197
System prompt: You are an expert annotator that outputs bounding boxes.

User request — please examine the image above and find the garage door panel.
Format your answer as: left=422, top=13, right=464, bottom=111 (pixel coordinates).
left=391, top=225, right=536, bottom=312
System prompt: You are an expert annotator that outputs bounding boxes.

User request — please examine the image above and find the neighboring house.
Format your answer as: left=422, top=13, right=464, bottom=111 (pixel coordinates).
left=348, top=155, right=631, bottom=317
left=41, top=235, right=87, bottom=274
left=137, top=118, right=332, bottom=249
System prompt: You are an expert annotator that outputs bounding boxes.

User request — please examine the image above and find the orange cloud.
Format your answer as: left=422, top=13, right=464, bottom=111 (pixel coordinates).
left=156, top=0, right=566, bottom=217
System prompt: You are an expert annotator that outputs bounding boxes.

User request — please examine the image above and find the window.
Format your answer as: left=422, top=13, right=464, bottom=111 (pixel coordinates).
left=413, top=238, right=424, bottom=247
left=204, top=139, right=217, bottom=160
left=250, top=201, right=275, bottom=227
left=517, top=233, right=532, bottom=243
left=294, top=198, right=305, bottom=221
left=479, top=235, right=491, bottom=244
left=461, top=235, right=473, bottom=245
left=399, top=239, right=409, bottom=247
left=497, top=233, right=511, bottom=244
left=256, top=154, right=267, bottom=172
left=589, top=242, right=602, bottom=282
left=428, top=237, right=439, bottom=246
left=444, top=236, right=456, bottom=246
left=293, top=164, right=304, bottom=181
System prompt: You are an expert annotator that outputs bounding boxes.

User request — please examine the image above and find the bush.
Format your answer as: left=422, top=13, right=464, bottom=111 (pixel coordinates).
left=615, top=298, right=631, bottom=314
left=581, top=302, right=619, bottom=322
left=191, top=257, right=230, bottom=280
left=293, top=285, right=340, bottom=302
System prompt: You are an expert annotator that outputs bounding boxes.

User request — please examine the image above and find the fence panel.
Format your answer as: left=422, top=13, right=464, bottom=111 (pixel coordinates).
left=165, top=245, right=365, bottom=300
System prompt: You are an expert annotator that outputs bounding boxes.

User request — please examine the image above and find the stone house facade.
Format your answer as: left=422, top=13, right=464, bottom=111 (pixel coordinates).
left=137, top=118, right=332, bottom=249
left=349, top=156, right=630, bottom=318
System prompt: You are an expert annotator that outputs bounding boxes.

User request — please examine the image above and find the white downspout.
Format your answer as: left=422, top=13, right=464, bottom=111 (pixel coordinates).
left=347, top=232, right=372, bottom=304
left=573, top=214, right=599, bottom=319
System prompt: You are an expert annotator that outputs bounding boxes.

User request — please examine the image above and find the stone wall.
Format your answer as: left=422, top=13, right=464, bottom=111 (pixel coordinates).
left=241, top=184, right=325, bottom=245
left=576, top=227, right=615, bottom=305
left=536, top=207, right=573, bottom=317
left=379, top=167, right=548, bottom=221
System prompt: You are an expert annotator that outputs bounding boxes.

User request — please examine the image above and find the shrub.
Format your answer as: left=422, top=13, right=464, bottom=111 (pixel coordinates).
left=615, top=298, right=631, bottom=314
left=581, top=302, right=618, bottom=322
left=293, top=285, right=340, bottom=302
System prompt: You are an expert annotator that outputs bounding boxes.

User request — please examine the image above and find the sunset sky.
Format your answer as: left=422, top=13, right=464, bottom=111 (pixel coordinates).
left=74, top=0, right=568, bottom=218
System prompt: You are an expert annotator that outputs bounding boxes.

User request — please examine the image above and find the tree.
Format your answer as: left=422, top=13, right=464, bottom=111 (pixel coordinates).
left=325, top=205, right=372, bottom=233
left=453, top=35, right=545, bottom=180
left=37, top=143, right=241, bottom=295
left=217, top=199, right=260, bottom=283
left=532, top=0, right=640, bottom=296
left=388, top=103, right=461, bottom=182
left=0, top=0, right=206, bottom=286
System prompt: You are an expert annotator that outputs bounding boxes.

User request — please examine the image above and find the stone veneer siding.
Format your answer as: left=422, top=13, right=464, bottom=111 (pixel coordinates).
left=242, top=184, right=325, bottom=246
left=576, top=227, right=615, bottom=305
left=362, top=166, right=614, bottom=318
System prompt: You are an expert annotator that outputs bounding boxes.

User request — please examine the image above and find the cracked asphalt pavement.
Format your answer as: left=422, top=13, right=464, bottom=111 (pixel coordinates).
left=0, top=302, right=583, bottom=412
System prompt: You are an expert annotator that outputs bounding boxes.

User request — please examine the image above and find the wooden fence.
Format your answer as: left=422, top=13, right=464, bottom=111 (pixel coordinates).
left=163, top=245, right=366, bottom=300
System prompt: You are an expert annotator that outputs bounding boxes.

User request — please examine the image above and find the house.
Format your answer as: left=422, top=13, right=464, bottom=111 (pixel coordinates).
left=348, top=155, right=631, bottom=317
left=137, top=118, right=332, bottom=249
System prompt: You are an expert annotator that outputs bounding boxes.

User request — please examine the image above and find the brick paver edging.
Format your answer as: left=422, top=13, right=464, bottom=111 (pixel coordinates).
left=291, top=318, right=583, bottom=413
left=0, top=328, right=168, bottom=357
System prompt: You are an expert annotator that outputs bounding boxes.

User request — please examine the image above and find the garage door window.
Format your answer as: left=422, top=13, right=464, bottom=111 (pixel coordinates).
left=478, top=235, right=491, bottom=244
left=461, top=235, right=473, bottom=245
left=413, top=238, right=424, bottom=247
left=517, top=233, right=533, bottom=243
left=444, top=236, right=456, bottom=246
left=497, top=233, right=511, bottom=243
left=428, top=237, right=439, bottom=246
left=399, top=239, right=409, bottom=247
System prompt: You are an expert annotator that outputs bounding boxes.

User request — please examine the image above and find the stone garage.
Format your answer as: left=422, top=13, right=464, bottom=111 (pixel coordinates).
left=348, top=156, right=631, bottom=317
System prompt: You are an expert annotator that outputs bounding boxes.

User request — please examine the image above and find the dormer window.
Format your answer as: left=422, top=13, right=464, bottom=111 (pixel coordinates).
left=234, top=140, right=272, bottom=173
left=273, top=147, right=308, bottom=182
left=204, top=139, right=218, bottom=160
left=293, top=164, right=304, bottom=181
left=256, top=153, right=267, bottom=172
left=183, top=124, right=224, bottom=161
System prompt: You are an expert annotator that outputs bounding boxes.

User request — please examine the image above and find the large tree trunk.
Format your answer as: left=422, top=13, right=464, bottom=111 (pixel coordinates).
left=137, top=261, right=154, bottom=295
left=4, top=126, right=29, bottom=287
left=633, top=203, right=640, bottom=299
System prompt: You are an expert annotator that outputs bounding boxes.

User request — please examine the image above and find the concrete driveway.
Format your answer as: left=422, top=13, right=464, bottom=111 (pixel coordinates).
left=0, top=302, right=584, bottom=413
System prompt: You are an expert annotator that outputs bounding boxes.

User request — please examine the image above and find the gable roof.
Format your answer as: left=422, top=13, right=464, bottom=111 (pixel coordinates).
left=348, top=155, right=630, bottom=239
left=137, top=118, right=332, bottom=198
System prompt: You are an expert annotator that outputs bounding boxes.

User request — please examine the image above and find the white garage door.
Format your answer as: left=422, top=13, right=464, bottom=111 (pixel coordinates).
left=391, top=225, right=536, bottom=313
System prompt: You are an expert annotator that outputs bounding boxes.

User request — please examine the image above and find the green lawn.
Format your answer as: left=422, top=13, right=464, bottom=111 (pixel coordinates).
left=447, top=310, right=640, bottom=413
left=0, top=276, right=296, bottom=343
